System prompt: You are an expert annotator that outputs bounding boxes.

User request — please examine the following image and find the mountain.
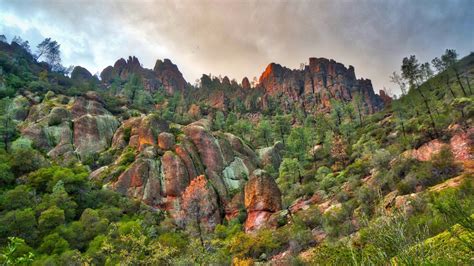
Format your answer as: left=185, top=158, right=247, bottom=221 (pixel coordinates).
left=93, top=55, right=386, bottom=117
left=0, top=38, right=473, bottom=265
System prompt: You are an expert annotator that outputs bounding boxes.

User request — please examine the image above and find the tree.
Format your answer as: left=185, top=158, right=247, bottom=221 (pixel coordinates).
left=401, top=55, right=438, bottom=137
left=390, top=71, right=407, bottom=96
left=273, top=115, right=291, bottom=145
left=225, top=112, right=237, bottom=130
left=0, top=237, right=35, bottom=265
left=38, top=206, right=65, bottom=233
left=287, top=127, right=310, bottom=161
left=123, top=74, right=142, bottom=104
left=0, top=208, right=38, bottom=244
left=231, top=119, right=252, bottom=143
left=11, top=36, right=31, bottom=53
left=38, top=233, right=69, bottom=255
left=352, top=93, right=365, bottom=126
left=441, top=49, right=467, bottom=96
left=279, top=158, right=303, bottom=184
left=0, top=99, right=17, bottom=152
left=214, top=111, right=225, bottom=131
left=35, top=38, right=63, bottom=72
left=432, top=56, right=456, bottom=98
left=256, top=119, right=273, bottom=147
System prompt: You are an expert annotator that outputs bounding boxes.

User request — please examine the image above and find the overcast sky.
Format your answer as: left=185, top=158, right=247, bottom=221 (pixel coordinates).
left=0, top=0, right=473, bottom=95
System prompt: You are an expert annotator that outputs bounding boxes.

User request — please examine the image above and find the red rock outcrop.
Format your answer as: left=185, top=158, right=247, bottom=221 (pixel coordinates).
left=408, top=127, right=473, bottom=162
left=179, top=175, right=221, bottom=232
left=112, top=158, right=162, bottom=206
left=244, top=170, right=282, bottom=232
left=258, top=58, right=384, bottom=113
left=158, top=132, right=175, bottom=150
left=182, top=121, right=225, bottom=175
left=154, top=59, right=187, bottom=94
left=161, top=151, right=190, bottom=197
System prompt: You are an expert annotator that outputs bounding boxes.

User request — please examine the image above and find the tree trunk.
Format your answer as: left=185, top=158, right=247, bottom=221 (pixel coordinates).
left=446, top=75, right=456, bottom=98
left=465, top=75, right=472, bottom=95
left=417, top=88, right=438, bottom=138
left=454, top=68, right=467, bottom=96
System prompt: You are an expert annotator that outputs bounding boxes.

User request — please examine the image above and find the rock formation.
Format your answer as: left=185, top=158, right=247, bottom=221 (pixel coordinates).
left=244, top=170, right=282, bottom=232
left=258, top=58, right=384, bottom=113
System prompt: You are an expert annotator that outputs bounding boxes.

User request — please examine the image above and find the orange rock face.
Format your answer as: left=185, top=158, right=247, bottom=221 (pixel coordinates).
left=113, top=158, right=162, bottom=206
left=161, top=151, right=190, bottom=197
left=244, top=170, right=282, bottom=232
left=258, top=58, right=384, bottom=114
left=158, top=132, right=175, bottom=150
left=179, top=175, right=221, bottom=232
left=183, top=122, right=225, bottom=174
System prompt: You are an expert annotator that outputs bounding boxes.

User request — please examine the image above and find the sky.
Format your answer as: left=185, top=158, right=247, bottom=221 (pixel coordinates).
left=0, top=0, right=473, bottom=95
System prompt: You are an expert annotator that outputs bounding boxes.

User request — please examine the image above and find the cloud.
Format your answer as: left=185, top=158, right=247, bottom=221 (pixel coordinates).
left=0, top=0, right=472, bottom=94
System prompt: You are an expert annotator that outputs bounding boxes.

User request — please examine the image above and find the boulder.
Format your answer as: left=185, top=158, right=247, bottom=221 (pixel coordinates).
left=244, top=170, right=282, bottom=231
left=71, top=97, right=109, bottom=118
left=174, top=144, right=199, bottom=180
left=73, top=114, right=119, bottom=161
left=222, top=157, right=249, bottom=190
left=71, top=66, right=93, bottom=81
left=47, top=107, right=71, bottom=126
left=257, top=142, right=283, bottom=170
left=158, top=132, right=175, bottom=150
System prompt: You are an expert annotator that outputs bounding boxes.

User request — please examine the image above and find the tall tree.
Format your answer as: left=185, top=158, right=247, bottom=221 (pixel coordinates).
left=401, top=55, right=438, bottom=137
left=35, top=38, right=63, bottom=72
left=256, top=119, right=273, bottom=147
left=441, top=49, right=467, bottom=96
left=273, top=115, right=291, bottom=145
left=279, top=158, right=303, bottom=184
left=432, top=56, right=457, bottom=98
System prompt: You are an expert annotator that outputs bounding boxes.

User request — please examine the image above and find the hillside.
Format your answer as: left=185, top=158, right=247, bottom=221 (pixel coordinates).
left=0, top=37, right=473, bottom=265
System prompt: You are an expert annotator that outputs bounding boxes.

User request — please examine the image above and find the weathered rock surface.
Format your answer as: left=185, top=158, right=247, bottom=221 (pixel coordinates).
left=154, top=59, right=187, bottom=94
left=257, top=142, right=283, bottom=170
left=100, top=56, right=186, bottom=95
left=158, top=132, right=175, bottom=150
left=180, top=175, right=221, bottom=232
left=161, top=151, right=190, bottom=197
left=407, top=127, right=473, bottom=162
left=71, top=66, right=93, bottom=81
left=73, top=114, right=118, bottom=161
left=258, top=58, right=384, bottom=113
left=112, top=158, right=162, bottom=206
left=244, top=170, right=282, bottom=231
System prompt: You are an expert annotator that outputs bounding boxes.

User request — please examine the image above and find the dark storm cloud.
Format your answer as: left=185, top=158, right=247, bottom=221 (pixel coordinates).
left=0, top=0, right=472, bottom=94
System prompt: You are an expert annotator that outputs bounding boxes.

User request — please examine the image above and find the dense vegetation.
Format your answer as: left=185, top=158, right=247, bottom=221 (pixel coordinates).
left=0, top=35, right=473, bottom=265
